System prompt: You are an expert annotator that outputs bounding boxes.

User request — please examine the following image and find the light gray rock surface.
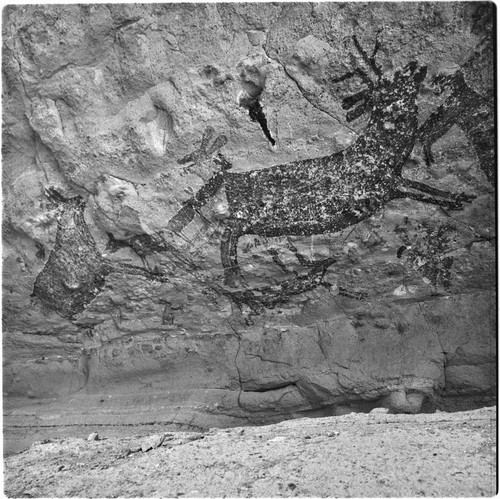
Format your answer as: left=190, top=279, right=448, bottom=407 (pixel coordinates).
left=3, top=3, right=495, bottom=434
left=4, top=407, right=496, bottom=497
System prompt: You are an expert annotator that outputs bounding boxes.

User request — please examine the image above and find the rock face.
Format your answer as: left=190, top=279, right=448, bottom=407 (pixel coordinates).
left=3, top=3, right=496, bottom=429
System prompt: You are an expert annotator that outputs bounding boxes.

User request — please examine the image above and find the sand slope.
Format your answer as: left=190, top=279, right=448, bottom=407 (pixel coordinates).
left=4, top=406, right=496, bottom=498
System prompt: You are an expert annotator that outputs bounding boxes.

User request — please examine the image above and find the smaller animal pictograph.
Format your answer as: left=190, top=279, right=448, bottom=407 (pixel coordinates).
left=32, top=188, right=169, bottom=319
left=417, top=39, right=495, bottom=186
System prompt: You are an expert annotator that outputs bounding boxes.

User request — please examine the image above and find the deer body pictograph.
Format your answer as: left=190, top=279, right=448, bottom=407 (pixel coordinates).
left=172, top=36, right=475, bottom=293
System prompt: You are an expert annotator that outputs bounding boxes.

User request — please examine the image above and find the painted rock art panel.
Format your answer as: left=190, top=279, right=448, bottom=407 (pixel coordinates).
left=2, top=3, right=495, bottom=429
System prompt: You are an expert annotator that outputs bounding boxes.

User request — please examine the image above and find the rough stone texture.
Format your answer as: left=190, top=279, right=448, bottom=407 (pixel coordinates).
left=2, top=3, right=496, bottom=433
left=3, top=408, right=497, bottom=497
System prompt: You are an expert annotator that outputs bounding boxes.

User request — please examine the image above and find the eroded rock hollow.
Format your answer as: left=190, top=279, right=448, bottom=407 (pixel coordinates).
left=3, top=3, right=496, bottom=431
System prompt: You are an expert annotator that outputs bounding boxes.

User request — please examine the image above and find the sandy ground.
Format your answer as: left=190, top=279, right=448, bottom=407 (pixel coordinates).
left=3, top=406, right=496, bottom=498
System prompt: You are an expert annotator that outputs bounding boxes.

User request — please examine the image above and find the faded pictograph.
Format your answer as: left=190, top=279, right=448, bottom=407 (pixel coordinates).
left=395, top=220, right=458, bottom=292
left=31, top=188, right=169, bottom=319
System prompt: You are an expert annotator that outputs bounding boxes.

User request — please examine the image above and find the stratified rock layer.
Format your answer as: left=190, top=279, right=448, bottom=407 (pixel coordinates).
left=3, top=3, right=495, bottom=430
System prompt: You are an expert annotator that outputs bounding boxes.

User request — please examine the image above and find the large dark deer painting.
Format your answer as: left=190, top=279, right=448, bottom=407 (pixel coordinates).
left=169, top=36, right=475, bottom=309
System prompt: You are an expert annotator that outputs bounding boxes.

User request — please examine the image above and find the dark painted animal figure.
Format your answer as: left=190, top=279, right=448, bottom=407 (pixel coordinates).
left=32, top=189, right=107, bottom=318
left=417, top=40, right=495, bottom=185
left=172, top=37, right=475, bottom=287
left=32, top=188, right=169, bottom=319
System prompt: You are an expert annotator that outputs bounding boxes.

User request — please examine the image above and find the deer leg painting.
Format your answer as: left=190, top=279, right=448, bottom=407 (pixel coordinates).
left=3, top=5, right=496, bottom=488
